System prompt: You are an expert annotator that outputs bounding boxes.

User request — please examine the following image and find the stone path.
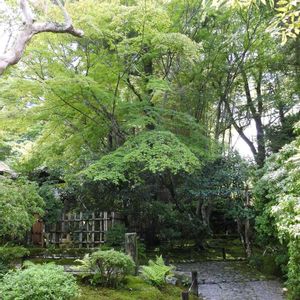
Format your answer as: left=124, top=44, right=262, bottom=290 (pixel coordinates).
left=175, top=261, right=285, bottom=300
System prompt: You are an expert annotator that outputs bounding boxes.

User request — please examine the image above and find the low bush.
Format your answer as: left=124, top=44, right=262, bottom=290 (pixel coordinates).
left=0, top=245, right=29, bottom=278
left=0, top=263, right=79, bottom=300
left=77, top=249, right=135, bottom=287
left=0, top=261, right=9, bottom=278
left=105, top=224, right=126, bottom=249
left=28, top=246, right=93, bottom=258
left=140, top=256, right=174, bottom=288
left=0, top=245, right=29, bottom=264
left=249, top=254, right=284, bottom=277
left=137, top=239, right=147, bottom=263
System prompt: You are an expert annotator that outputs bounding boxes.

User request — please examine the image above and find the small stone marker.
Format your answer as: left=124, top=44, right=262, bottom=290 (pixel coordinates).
left=125, top=232, right=138, bottom=274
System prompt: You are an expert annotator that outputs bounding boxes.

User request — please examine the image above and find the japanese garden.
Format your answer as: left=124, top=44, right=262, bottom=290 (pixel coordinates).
left=0, top=0, right=299, bottom=299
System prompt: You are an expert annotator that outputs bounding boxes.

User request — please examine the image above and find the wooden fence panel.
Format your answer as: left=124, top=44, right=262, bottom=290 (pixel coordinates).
left=43, top=211, right=121, bottom=248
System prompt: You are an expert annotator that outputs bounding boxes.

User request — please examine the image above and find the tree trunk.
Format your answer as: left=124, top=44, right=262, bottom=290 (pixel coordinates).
left=241, top=68, right=266, bottom=167
left=244, top=219, right=251, bottom=258
left=201, top=201, right=212, bottom=232
left=254, top=117, right=266, bottom=167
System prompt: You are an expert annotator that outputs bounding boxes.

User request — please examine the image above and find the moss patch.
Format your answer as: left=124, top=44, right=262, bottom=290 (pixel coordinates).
left=76, top=276, right=199, bottom=300
left=27, top=257, right=80, bottom=265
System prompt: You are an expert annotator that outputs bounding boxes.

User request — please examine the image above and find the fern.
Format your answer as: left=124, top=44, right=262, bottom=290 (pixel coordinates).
left=140, top=256, right=174, bottom=288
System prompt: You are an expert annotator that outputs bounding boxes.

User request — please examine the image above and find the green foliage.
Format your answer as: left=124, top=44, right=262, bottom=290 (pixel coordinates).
left=0, top=178, right=44, bottom=240
left=82, top=131, right=200, bottom=184
left=286, top=239, right=300, bottom=298
left=249, top=254, right=283, bottom=277
left=182, top=152, right=249, bottom=200
left=178, top=152, right=251, bottom=241
left=140, top=256, right=174, bottom=288
left=38, top=184, right=63, bottom=225
left=77, top=249, right=135, bottom=287
left=105, top=224, right=126, bottom=249
left=0, top=246, right=29, bottom=264
left=0, top=141, right=11, bottom=160
left=254, top=122, right=300, bottom=299
left=0, top=261, right=9, bottom=279
left=77, top=276, right=196, bottom=300
left=0, top=245, right=29, bottom=279
left=0, top=263, right=79, bottom=300
left=212, top=0, right=300, bottom=43
left=265, top=112, right=300, bottom=153
left=137, top=239, right=147, bottom=262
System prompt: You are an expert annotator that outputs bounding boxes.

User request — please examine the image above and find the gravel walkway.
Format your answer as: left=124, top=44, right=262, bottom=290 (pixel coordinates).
left=175, top=261, right=285, bottom=300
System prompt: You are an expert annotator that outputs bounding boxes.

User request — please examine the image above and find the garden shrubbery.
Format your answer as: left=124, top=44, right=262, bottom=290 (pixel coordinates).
left=105, top=224, right=126, bottom=249
left=0, top=263, right=79, bottom=300
left=77, top=249, right=135, bottom=287
left=0, top=245, right=29, bottom=278
left=0, top=246, right=29, bottom=264
left=254, top=127, right=300, bottom=299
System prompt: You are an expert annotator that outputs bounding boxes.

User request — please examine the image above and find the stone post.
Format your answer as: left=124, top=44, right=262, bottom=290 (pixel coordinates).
left=125, top=232, right=138, bottom=274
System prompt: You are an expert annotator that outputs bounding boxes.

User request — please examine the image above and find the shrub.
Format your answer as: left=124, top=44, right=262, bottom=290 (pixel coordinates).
left=249, top=254, right=284, bottom=277
left=140, top=256, right=174, bottom=288
left=0, top=178, right=44, bottom=241
left=0, top=246, right=29, bottom=264
left=0, top=261, right=9, bottom=279
left=105, top=224, right=126, bottom=249
left=137, top=239, right=147, bottom=263
left=0, top=263, right=79, bottom=300
left=0, top=245, right=29, bottom=278
left=77, top=249, right=135, bottom=287
left=254, top=133, right=300, bottom=299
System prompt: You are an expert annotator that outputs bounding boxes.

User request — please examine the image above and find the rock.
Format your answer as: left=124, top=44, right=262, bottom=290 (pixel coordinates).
left=166, top=276, right=178, bottom=285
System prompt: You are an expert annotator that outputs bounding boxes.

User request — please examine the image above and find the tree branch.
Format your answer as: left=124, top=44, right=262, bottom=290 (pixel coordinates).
left=0, top=0, right=83, bottom=75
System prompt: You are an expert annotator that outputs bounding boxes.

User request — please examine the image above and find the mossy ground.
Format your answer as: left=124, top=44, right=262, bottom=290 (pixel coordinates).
left=144, top=237, right=248, bottom=264
left=28, top=257, right=81, bottom=265
left=76, top=276, right=199, bottom=300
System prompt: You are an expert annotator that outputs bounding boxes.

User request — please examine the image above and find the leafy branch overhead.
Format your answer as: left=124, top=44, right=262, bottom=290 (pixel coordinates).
left=212, top=0, right=300, bottom=43
left=81, top=131, right=200, bottom=185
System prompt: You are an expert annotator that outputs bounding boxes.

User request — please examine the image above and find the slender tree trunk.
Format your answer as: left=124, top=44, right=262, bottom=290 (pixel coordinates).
left=236, top=219, right=245, bottom=246
left=215, top=97, right=223, bottom=140
left=244, top=185, right=252, bottom=257
left=242, top=68, right=266, bottom=167
left=254, top=117, right=266, bottom=167
left=201, top=201, right=212, bottom=232
left=244, top=220, right=251, bottom=257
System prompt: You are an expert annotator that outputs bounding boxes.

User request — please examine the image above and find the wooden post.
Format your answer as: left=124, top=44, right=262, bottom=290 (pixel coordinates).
left=222, top=247, right=226, bottom=260
left=100, top=212, right=104, bottom=242
left=125, top=233, right=138, bottom=274
left=91, top=212, right=95, bottom=248
left=60, top=213, right=65, bottom=248
left=79, top=212, right=83, bottom=248
left=44, top=233, right=49, bottom=247
left=191, top=271, right=198, bottom=296
left=104, top=211, right=108, bottom=232
left=181, top=291, right=189, bottom=300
